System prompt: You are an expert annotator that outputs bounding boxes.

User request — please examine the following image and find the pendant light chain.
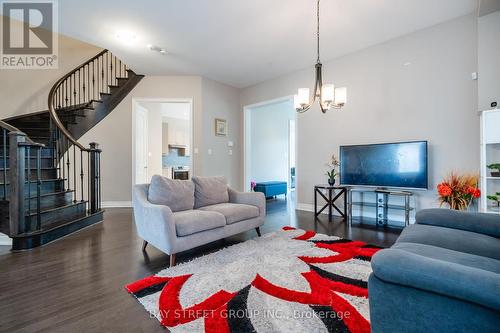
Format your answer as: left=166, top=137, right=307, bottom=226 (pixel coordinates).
left=316, top=0, right=320, bottom=63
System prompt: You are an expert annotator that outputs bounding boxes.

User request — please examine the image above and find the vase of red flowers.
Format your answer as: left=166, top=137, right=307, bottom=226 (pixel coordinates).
left=437, top=172, right=481, bottom=210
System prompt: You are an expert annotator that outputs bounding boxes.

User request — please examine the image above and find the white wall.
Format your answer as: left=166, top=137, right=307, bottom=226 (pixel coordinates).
left=478, top=10, right=500, bottom=111
left=240, top=14, right=479, bottom=212
left=79, top=76, right=202, bottom=203
left=0, top=17, right=102, bottom=118
left=78, top=76, right=242, bottom=203
left=201, top=78, right=242, bottom=189
left=247, top=100, right=295, bottom=186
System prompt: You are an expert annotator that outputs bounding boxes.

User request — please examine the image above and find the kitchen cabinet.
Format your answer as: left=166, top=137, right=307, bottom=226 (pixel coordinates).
left=163, top=117, right=191, bottom=156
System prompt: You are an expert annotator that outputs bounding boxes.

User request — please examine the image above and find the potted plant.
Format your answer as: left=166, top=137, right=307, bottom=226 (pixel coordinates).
left=437, top=172, right=481, bottom=210
left=487, top=163, right=500, bottom=177
left=325, top=154, right=339, bottom=186
left=487, top=193, right=500, bottom=208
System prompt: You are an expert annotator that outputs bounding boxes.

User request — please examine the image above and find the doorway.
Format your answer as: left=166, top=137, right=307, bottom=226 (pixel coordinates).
left=243, top=96, right=297, bottom=205
left=132, top=99, right=193, bottom=185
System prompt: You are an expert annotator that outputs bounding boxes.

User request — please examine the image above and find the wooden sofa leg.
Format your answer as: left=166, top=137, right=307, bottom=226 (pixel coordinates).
left=142, top=241, right=148, bottom=252
left=256, top=227, right=261, bottom=237
left=170, top=254, right=176, bottom=267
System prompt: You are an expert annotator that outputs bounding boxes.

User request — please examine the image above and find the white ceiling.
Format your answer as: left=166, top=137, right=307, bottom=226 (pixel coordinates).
left=57, top=0, right=478, bottom=88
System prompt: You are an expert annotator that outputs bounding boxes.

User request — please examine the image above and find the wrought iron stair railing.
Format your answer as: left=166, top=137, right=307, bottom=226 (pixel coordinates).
left=2, top=48, right=141, bottom=250
left=0, top=120, right=45, bottom=235
left=48, top=49, right=130, bottom=215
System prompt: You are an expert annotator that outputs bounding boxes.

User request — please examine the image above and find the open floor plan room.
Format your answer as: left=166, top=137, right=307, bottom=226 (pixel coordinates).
left=1, top=0, right=499, bottom=332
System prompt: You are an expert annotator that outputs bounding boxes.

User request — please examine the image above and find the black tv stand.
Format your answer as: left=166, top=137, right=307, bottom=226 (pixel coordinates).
left=348, top=188, right=414, bottom=227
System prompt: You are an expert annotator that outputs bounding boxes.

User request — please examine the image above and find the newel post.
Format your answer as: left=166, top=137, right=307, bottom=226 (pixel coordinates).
left=89, top=142, right=101, bottom=213
left=8, top=131, right=26, bottom=236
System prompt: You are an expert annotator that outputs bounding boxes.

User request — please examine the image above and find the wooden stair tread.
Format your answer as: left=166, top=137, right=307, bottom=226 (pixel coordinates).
left=26, top=201, right=86, bottom=217
left=13, top=211, right=102, bottom=238
left=0, top=178, right=65, bottom=186
left=26, top=189, right=73, bottom=199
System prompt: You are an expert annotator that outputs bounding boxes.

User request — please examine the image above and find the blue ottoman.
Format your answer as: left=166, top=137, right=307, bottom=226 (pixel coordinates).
left=254, top=181, right=287, bottom=199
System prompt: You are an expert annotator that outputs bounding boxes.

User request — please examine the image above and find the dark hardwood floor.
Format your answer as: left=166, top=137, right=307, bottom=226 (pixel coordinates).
left=0, top=194, right=400, bottom=332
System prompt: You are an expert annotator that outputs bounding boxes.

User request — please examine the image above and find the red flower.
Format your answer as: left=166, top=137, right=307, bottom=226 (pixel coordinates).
left=466, top=186, right=481, bottom=198
left=437, top=183, right=452, bottom=197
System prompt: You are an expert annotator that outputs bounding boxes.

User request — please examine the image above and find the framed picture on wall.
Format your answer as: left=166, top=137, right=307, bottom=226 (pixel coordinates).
left=215, top=118, right=227, bottom=136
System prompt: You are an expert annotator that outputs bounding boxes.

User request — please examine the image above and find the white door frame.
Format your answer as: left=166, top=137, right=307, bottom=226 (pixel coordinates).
left=288, top=118, right=296, bottom=192
left=132, top=98, right=194, bottom=186
left=242, top=95, right=297, bottom=204
left=134, top=103, right=149, bottom=184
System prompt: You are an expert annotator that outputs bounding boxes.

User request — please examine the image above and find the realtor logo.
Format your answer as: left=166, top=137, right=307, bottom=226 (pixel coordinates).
left=1, top=0, right=58, bottom=69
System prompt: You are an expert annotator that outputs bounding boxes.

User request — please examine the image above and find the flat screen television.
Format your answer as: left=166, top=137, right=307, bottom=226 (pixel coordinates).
left=340, top=141, right=428, bottom=189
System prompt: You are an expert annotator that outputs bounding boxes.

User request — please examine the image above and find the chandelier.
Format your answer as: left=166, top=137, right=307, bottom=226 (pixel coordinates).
left=294, top=0, right=346, bottom=113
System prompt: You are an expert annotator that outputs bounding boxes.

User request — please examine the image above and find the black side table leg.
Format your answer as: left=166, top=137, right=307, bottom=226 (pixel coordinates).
left=314, top=188, right=317, bottom=217
left=343, top=189, right=347, bottom=218
left=328, top=189, right=332, bottom=222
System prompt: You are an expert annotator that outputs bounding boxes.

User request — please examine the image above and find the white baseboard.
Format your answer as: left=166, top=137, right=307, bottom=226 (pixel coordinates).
left=101, top=201, right=132, bottom=208
left=0, top=233, right=11, bottom=246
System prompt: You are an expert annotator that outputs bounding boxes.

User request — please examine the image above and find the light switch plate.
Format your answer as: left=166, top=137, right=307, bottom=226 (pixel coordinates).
left=208, top=149, right=212, bottom=155
left=228, top=141, right=234, bottom=147
left=228, top=149, right=233, bottom=155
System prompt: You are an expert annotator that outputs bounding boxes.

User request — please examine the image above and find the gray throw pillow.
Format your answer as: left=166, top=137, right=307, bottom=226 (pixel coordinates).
left=191, top=176, right=229, bottom=208
left=148, top=175, right=194, bottom=212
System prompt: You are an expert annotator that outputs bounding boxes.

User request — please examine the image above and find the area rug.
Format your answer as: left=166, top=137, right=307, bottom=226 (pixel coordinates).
left=125, top=227, right=382, bottom=333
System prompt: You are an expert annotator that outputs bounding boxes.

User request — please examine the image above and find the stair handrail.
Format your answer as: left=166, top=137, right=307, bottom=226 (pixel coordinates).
left=47, top=49, right=108, bottom=151
left=47, top=48, right=129, bottom=218
left=0, top=120, right=43, bottom=146
left=1, top=120, right=45, bottom=237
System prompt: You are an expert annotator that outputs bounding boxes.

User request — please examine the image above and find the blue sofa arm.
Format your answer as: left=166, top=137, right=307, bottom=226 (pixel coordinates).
left=416, top=208, right=500, bottom=238
left=371, top=247, right=500, bottom=312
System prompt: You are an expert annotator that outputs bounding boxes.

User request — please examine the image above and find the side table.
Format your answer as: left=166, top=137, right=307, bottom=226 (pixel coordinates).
left=314, top=184, right=348, bottom=222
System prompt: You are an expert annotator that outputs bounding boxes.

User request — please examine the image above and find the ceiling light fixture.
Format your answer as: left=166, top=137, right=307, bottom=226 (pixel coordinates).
left=148, top=44, right=167, bottom=55
left=115, top=30, right=137, bottom=46
left=294, top=0, right=346, bottom=113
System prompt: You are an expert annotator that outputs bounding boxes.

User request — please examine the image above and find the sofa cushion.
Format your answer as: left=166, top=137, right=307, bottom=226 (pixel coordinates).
left=372, top=243, right=500, bottom=311
left=397, top=224, right=500, bottom=260
left=191, top=176, right=229, bottom=208
left=416, top=208, right=500, bottom=238
left=148, top=175, right=194, bottom=212
left=174, top=210, right=225, bottom=236
left=199, top=203, right=259, bottom=224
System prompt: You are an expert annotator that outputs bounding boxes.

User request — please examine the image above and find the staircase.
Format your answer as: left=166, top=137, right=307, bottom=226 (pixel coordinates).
left=0, top=49, right=144, bottom=250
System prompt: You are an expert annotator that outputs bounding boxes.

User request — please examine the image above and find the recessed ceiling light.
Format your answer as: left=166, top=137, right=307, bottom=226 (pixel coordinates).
left=115, top=30, right=137, bottom=46
left=148, top=44, right=167, bottom=55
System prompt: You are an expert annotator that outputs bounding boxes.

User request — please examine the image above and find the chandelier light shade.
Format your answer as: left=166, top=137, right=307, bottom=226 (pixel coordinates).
left=294, top=0, right=347, bottom=113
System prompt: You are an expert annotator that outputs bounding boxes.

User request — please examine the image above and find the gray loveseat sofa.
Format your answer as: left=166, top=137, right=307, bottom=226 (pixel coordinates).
left=369, top=208, right=500, bottom=333
left=132, top=175, right=265, bottom=266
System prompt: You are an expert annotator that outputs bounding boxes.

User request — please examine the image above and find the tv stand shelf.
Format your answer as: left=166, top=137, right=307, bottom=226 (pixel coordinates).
left=348, top=188, right=414, bottom=227
left=351, top=202, right=415, bottom=211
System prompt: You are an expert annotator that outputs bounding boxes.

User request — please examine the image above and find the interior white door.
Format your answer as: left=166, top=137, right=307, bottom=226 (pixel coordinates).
left=135, top=105, right=149, bottom=184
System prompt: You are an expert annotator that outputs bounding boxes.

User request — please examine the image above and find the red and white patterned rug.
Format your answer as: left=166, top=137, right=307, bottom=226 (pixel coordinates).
left=125, top=227, right=382, bottom=333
